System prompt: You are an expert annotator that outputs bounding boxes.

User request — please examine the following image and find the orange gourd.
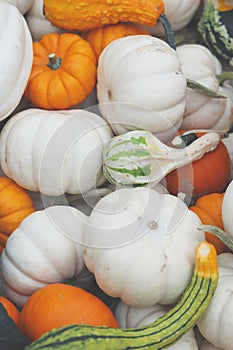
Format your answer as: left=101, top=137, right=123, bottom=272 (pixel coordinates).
left=0, top=296, right=20, bottom=325
left=43, top=0, right=165, bottom=32
left=24, top=33, right=97, bottom=110
left=165, top=131, right=231, bottom=198
left=19, top=283, right=118, bottom=341
left=83, top=23, right=149, bottom=59
left=189, top=193, right=225, bottom=254
left=0, top=177, right=35, bottom=254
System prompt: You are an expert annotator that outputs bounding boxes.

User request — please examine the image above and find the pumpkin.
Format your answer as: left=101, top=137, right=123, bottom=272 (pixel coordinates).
left=19, top=283, right=118, bottom=341
left=24, top=32, right=97, bottom=110
left=103, top=129, right=222, bottom=188
left=24, top=241, right=218, bottom=350
left=0, top=206, right=88, bottom=307
left=0, top=108, right=113, bottom=196
left=115, top=301, right=198, bottom=349
left=165, top=131, right=231, bottom=199
left=177, top=44, right=233, bottom=132
left=25, top=0, right=63, bottom=41
left=83, top=23, right=149, bottom=59
left=97, top=35, right=187, bottom=142
left=189, top=193, right=225, bottom=254
left=0, top=2, right=33, bottom=121
left=83, top=186, right=205, bottom=307
left=0, top=177, right=35, bottom=254
left=142, top=0, right=201, bottom=36
left=197, top=252, right=233, bottom=349
left=43, top=0, right=165, bottom=32
left=222, top=132, right=233, bottom=180
left=0, top=296, right=20, bottom=325
left=0, top=0, right=34, bottom=14
left=198, top=0, right=233, bottom=65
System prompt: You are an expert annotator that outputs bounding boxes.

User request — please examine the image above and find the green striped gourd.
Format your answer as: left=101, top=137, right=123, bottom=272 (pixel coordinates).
left=25, top=241, right=218, bottom=350
left=103, top=130, right=221, bottom=187
left=198, top=0, right=233, bottom=64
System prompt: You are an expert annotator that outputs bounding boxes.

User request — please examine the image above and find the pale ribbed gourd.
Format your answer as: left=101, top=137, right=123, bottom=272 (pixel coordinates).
left=103, top=129, right=222, bottom=187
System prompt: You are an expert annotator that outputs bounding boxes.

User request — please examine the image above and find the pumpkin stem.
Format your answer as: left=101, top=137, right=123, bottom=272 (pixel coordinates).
left=216, top=72, right=233, bottom=86
left=47, top=53, right=62, bottom=70
left=186, top=79, right=227, bottom=98
left=199, top=224, right=233, bottom=251
left=158, top=13, right=176, bottom=50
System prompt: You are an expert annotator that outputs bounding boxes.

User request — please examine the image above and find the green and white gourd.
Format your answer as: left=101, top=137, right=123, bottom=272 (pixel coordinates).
left=198, top=0, right=233, bottom=65
left=25, top=241, right=218, bottom=350
left=103, top=129, right=221, bottom=187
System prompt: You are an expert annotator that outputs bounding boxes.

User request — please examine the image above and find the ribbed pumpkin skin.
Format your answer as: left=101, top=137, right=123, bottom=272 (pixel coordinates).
left=0, top=296, right=20, bottom=326
left=83, top=23, right=149, bottom=59
left=189, top=193, right=225, bottom=254
left=19, top=283, right=118, bottom=341
left=0, top=177, right=35, bottom=253
left=43, top=0, right=165, bottom=32
left=25, top=33, right=97, bottom=110
left=165, top=132, right=231, bottom=198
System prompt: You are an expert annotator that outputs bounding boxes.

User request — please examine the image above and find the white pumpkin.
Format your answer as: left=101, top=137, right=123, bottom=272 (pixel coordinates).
left=83, top=187, right=205, bottom=307
left=97, top=35, right=187, bottom=143
left=115, top=300, right=198, bottom=349
left=197, top=252, right=233, bottom=349
left=222, top=179, right=233, bottom=237
left=0, top=108, right=113, bottom=196
left=0, top=0, right=33, bottom=14
left=25, top=0, right=63, bottom=41
left=199, top=339, right=223, bottom=350
left=143, top=0, right=201, bottom=36
left=177, top=44, right=233, bottom=131
left=0, top=3, right=33, bottom=121
left=0, top=206, right=90, bottom=307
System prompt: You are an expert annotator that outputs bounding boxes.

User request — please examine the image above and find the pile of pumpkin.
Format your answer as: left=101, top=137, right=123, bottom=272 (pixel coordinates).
left=0, top=0, right=233, bottom=349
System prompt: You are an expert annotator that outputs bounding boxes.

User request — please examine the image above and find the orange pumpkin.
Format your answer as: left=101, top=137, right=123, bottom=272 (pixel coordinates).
left=189, top=193, right=225, bottom=254
left=24, top=33, right=97, bottom=110
left=0, top=177, right=35, bottom=254
left=83, top=23, right=149, bottom=59
left=0, top=296, right=20, bottom=325
left=165, top=131, right=231, bottom=198
left=19, top=283, right=118, bottom=341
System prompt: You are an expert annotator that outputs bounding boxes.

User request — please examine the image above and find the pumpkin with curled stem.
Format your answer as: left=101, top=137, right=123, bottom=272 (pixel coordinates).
left=25, top=32, right=97, bottom=110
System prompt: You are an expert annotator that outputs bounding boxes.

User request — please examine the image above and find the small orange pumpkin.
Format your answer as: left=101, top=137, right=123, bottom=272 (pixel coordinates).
left=0, top=177, right=35, bottom=254
left=189, top=193, right=225, bottom=254
left=19, top=283, right=118, bottom=341
left=83, top=23, right=149, bottom=59
left=165, top=131, right=231, bottom=198
left=0, top=296, right=20, bottom=325
left=24, top=32, right=97, bottom=110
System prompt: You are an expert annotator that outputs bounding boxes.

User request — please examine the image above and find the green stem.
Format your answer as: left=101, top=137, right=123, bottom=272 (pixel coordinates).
left=199, top=224, right=233, bottom=251
left=158, top=13, right=176, bottom=50
left=187, top=79, right=227, bottom=98
left=47, top=53, right=62, bottom=70
left=216, top=72, right=233, bottom=86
